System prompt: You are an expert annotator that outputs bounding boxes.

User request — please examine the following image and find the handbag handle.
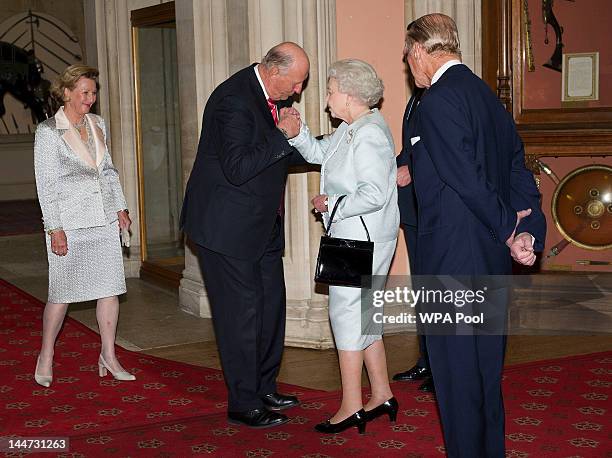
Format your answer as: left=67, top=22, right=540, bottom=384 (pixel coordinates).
left=325, top=195, right=371, bottom=242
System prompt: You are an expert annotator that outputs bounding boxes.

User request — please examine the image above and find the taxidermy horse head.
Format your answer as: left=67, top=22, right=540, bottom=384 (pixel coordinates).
left=0, top=41, right=54, bottom=126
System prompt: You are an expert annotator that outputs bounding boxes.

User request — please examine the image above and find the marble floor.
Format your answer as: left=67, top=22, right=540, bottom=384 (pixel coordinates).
left=2, top=233, right=611, bottom=391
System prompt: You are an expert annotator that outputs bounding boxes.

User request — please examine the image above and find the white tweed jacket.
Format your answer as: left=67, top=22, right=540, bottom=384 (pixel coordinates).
left=34, top=107, right=128, bottom=232
left=290, top=109, right=399, bottom=243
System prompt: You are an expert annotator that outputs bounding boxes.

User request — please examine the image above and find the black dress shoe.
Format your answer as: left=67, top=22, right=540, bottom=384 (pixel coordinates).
left=261, top=392, right=299, bottom=411
left=392, top=365, right=431, bottom=381
left=315, top=409, right=367, bottom=434
left=228, top=408, right=289, bottom=428
left=418, top=377, right=435, bottom=393
left=364, top=397, right=399, bottom=423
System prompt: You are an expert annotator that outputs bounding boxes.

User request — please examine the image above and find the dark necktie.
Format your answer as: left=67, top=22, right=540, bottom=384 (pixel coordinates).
left=406, top=88, right=424, bottom=123
left=407, top=89, right=424, bottom=174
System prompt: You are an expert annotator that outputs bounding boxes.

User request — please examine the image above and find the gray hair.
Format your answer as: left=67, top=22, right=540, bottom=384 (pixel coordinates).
left=261, top=44, right=294, bottom=73
left=405, top=13, right=461, bottom=58
left=328, top=59, right=384, bottom=107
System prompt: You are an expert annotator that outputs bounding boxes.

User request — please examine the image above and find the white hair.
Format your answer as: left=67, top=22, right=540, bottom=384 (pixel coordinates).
left=328, top=59, right=384, bottom=107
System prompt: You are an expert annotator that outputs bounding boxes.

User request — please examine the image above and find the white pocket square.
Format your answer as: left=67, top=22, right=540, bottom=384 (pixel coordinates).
left=410, top=136, right=421, bottom=146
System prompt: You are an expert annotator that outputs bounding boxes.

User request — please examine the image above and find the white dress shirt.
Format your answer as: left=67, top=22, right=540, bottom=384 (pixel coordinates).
left=430, top=59, right=462, bottom=85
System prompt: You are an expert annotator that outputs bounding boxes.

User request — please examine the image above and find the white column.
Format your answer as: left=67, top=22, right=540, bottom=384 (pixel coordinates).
left=247, top=0, right=284, bottom=62
left=286, top=0, right=337, bottom=348
left=177, top=0, right=231, bottom=318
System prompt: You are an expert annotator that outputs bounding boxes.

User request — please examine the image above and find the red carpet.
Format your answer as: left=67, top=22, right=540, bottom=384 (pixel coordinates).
left=0, top=200, right=43, bottom=236
left=1, top=279, right=610, bottom=457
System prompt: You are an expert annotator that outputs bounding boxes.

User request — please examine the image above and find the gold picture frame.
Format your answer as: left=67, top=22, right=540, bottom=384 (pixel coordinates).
left=562, top=52, right=599, bottom=102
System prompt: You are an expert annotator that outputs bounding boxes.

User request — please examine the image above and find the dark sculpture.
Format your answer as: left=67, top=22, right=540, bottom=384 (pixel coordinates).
left=542, top=0, right=563, bottom=72
left=541, top=0, right=576, bottom=72
left=0, top=41, right=54, bottom=128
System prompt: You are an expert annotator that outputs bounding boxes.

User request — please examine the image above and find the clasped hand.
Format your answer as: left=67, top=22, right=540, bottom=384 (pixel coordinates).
left=506, top=209, right=537, bottom=266
left=278, top=107, right=301, bottom=138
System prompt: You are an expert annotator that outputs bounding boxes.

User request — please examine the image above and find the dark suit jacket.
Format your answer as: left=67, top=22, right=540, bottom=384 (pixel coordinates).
left=396, top=88, right=424, bottom=227
left=410, top=64, right=546, bottom=275
left=180, top=64, right=305, bottom=260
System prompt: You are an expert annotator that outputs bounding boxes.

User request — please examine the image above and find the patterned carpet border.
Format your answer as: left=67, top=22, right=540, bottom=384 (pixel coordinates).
left=1, top=278, right=610, bottom=457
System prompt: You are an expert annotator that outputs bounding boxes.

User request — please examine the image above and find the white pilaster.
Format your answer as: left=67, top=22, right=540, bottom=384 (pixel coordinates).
left=177, top=0, right=231, bottom=318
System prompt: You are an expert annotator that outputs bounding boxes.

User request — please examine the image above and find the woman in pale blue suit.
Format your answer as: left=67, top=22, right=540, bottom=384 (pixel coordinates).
left=283, top=59, right=400, bottom=434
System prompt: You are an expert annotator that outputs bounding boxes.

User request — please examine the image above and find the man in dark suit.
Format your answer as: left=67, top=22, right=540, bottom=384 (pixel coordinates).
left=180, top=42, right=309, bottom=428
left=392, top=86, right=435, bottom=393
left=403, top=14, right=546, bottom=457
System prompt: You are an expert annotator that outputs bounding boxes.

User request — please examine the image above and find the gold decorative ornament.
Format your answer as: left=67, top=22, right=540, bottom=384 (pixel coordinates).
left=523, top=0, right=535, bottom=71
left=551, top=165, right=612, bottom=251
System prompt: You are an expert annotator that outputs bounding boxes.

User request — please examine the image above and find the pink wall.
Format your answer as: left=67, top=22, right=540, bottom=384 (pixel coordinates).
left=336, top=0, right=410, bottom=275
left=524, top=0, right=612, bottom=109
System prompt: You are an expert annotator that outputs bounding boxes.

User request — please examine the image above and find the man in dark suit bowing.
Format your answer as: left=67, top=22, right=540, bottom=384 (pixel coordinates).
left=403, top=14, right=546, bottom=457
left=392, top=86, right=435, bottom=393
left=180, top=42, right=309, bottom=428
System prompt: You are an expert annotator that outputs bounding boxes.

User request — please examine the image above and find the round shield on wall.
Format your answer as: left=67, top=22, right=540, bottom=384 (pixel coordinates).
left=551, top=165, right=612, bottom=250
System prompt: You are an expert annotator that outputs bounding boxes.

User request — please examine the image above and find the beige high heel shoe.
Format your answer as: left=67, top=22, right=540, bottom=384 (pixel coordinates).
left=34, top=356, right=52, bottom=387
left=98, top=354, right=136, bottom=381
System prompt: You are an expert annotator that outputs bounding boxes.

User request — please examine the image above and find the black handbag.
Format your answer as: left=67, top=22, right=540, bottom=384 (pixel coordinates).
left=314, top=195, right=374, bottom=288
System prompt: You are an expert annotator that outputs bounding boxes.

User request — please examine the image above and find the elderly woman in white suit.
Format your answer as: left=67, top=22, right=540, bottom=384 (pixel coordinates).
left=282, top=59, right=400, bottom=434
left=33, top=65, right=135, bottom=387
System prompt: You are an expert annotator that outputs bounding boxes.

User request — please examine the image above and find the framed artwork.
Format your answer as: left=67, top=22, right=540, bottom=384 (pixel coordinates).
left=562, top=52, right=599, bottom=102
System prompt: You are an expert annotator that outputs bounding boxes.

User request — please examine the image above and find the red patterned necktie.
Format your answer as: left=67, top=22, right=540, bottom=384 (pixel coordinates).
left=267, top=98, right=284, bottom=216
left=267, top=98, right=279, bottom=125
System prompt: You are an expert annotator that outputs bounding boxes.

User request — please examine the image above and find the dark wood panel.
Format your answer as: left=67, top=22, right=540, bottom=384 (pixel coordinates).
left=520, top=129, right=612, bottom=156
left=140, top=260, right=182, bottom=290
left=131, top=2, right=175, bottom=28
left=481, top=0, right=500, bottom=93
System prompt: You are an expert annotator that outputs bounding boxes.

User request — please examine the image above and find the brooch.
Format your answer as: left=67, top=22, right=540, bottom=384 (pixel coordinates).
left=346, top=129, right=354, bottom=144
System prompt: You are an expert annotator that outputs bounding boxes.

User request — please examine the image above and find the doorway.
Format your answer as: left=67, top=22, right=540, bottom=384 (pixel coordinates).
left=131, top=2, right=183, bottom=287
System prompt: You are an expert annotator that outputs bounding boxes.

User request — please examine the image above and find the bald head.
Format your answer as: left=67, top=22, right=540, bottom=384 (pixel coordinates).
left=262, top=42, right=309, bottom=73
left=260, top=42, right=310, bottom=101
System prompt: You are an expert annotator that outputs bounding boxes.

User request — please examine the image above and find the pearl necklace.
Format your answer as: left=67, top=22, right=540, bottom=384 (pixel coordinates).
left=73, top=116, right=86, bottom=130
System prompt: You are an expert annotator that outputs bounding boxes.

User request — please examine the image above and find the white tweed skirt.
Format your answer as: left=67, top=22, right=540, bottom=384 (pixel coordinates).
left=45, top=220, right=126, bottom=304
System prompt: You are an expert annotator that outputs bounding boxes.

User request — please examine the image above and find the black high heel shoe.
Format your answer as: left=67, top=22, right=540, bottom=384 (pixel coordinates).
left=315, top=409, right=367, bottom=434
left=364, top=397, right=399, bottom=422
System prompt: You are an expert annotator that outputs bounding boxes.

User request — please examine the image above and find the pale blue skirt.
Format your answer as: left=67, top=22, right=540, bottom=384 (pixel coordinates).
left=328, top=238, right=397, bottom=351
